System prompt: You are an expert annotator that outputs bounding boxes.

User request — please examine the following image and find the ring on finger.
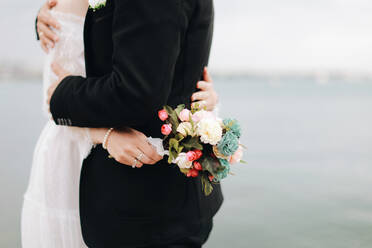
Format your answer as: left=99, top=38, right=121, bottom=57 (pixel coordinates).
left=132, top=158, right=138, bottom=168
left=39, top=31, right=44, bottom=37
left=136, top=152, right=145, bottom=162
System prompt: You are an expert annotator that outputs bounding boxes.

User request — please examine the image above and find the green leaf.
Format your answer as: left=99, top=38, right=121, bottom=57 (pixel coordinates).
left=168, top=152, right=174, bottom=164
left=168, top=149, right=178, bottom=164
left=240, top=159, right=248, bottom=164
left=200, top=156, right=223, bottom=177
left=164, top=105, right=179, bottom=132
left=168, top=138, right=182, bottom=164
left=175, top=104, right=185, bottom=116
left=177, top=145, right=184, bottom=154
left=169, top=138, right=179, bottom=151
left=201, top=174, right=214, bottom=196
left=179, top=168, right=190, bottom=175
left=189, top=112, right=196, bottom=134
left=181, top=136, right=203, bottom=150
left=175, top=133, right=185, bottom=142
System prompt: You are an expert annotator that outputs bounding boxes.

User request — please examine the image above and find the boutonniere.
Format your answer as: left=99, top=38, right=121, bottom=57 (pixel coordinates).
left=89, top=0, right=106, bottom=11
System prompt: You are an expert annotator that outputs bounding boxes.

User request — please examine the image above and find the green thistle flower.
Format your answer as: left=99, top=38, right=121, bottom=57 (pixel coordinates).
left=223, top=118, right=241, bottom=139
left=215, top=159, right=230, bottom=181
left=217, top=131, right=239, bottom=156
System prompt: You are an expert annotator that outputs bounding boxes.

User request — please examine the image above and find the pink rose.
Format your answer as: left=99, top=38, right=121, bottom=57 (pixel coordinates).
left=158, top=109, right=168, bottom=121
left=193, top=161, right=202, bottom=171
left=190, top=169, right=199, bottom=178
left=229, top=146, right=243, bottom=164
left=161, top=124, right=172, bottom=135
left=186, top=151, right=197, bottom=161
left=179, top=109, right=190, bottom=122
left=194, top=149, right=203, bottom=160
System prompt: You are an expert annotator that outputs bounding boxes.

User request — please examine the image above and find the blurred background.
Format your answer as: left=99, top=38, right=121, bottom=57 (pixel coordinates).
left=1, top=0, right=372, bottom=247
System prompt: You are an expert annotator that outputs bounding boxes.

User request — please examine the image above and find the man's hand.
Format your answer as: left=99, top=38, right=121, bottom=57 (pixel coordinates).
left=37, top=0, right=60, bottom=53
left=47, top=62, right=70, bottom=109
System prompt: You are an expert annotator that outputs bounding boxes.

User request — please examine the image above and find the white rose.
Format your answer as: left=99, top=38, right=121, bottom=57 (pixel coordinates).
left=176, top=122, right=193, bottom=136
left=89, top=0, right=106, bottom=8
left=196, top=118, right=223, bottom=145
left=174, top=152, right=193, bottom=169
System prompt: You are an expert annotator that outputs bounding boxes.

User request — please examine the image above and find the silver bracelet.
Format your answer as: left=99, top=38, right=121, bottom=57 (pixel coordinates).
left=102, top=128, right=114, bottom=150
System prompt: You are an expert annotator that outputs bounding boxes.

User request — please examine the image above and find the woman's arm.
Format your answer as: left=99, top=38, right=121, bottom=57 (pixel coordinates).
left=89, top=128, right=107, bottom=145
left=89, top=128, right=163, bottom=167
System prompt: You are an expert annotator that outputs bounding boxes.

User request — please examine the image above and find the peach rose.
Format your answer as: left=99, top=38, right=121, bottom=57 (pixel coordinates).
left=229, top=146, right=243, bottom=164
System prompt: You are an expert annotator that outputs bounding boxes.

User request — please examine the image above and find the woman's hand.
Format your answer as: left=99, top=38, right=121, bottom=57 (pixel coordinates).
left=191, top=67, right=219, bottom=111
left=37, top=0, right=60, bottom=53
left=47, top=62, right=70, bottom=109
left=90, top=128, right=163, bottom=168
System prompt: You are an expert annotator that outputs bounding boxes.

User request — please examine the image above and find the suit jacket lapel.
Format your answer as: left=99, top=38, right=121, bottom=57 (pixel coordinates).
left=83, top=9, right=93, bottom=76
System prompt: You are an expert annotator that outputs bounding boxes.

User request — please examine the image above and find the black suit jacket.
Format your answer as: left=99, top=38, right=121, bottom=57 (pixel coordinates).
left=49, top=0, right=223, bottom=247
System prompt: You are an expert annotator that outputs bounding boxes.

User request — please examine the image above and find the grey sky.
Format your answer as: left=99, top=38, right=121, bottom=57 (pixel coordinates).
left=1, top=0, right=371, bottom=75
left=211, top=0, right=372, bottom=74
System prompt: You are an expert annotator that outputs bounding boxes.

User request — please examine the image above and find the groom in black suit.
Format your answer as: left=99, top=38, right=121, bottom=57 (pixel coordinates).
left=38, top=0, right=223, bottom=247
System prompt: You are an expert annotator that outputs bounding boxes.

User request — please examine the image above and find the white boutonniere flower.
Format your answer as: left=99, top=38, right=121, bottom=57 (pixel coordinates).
left=89, top=0, right=106, bottom=11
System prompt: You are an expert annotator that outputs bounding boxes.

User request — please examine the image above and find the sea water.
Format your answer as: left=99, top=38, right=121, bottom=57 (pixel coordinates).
left=1, top=78, right=372, bottom=248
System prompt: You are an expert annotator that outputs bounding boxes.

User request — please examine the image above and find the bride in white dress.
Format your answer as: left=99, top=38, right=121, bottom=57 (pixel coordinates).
left=21, top=0, right=219, bottom=247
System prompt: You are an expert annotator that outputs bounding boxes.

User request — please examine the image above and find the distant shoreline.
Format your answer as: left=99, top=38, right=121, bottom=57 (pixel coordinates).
left=1, top=64, right=372, bottom=84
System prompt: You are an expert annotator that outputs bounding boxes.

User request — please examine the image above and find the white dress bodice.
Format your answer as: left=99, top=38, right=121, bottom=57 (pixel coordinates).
left=42, top=10, right=86, bottom=116
left=22, top=10, right=92, bottom=248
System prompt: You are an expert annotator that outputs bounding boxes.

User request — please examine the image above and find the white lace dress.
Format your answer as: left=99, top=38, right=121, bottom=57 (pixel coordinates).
left=21, top=10, right=92, bottom=248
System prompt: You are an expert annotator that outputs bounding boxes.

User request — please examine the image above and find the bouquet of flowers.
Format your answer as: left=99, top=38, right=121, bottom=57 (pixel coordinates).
left=158, top=104, right=244, bottom=196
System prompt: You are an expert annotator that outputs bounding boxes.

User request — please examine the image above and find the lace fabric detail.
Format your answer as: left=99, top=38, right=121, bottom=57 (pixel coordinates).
left=22, top=10, right=91, bottom=248
left=42, top=10, right=86, bottom=116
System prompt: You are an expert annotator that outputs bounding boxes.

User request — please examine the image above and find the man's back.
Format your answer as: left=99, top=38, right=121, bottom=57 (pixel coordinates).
left=65, top=0, right=223, bottom=246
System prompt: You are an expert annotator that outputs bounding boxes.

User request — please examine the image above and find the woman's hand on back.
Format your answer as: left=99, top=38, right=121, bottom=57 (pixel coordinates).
left=191, top=67, right=219, bottom=111
left=37, top=0, right=60, bottom=53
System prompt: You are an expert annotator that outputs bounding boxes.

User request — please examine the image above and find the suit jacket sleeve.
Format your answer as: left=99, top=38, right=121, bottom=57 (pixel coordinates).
left=50, top=0, right=183, bottom=128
